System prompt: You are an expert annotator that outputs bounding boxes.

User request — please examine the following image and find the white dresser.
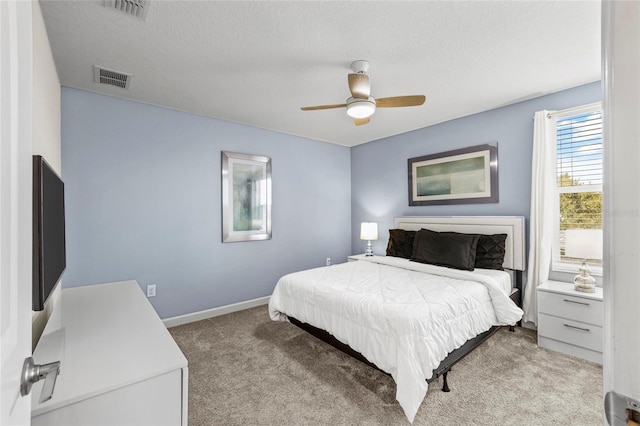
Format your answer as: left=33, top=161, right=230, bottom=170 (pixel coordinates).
left=31, top=280, right=188, bottom=425
left=537, top=280, right=603, bottom=364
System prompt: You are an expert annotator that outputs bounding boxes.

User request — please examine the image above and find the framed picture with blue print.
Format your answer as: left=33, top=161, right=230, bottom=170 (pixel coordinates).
left=408, top=144, right=498, bottom=206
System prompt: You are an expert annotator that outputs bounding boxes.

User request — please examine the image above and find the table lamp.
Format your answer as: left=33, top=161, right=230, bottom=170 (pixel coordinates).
left=360, top=222, right=378, bottom=256
left=564, top=229, right=603, bottom=293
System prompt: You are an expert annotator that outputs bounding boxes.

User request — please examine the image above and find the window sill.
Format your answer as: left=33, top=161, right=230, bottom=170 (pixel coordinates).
left=552, top=261, right=603, bottom=277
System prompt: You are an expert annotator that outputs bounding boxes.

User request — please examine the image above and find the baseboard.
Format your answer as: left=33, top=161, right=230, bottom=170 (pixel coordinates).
left=163, top=296, right=270, bottom=328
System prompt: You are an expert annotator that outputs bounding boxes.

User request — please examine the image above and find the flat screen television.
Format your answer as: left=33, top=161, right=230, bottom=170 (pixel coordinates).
left=32, top=155, right=66, bottom=311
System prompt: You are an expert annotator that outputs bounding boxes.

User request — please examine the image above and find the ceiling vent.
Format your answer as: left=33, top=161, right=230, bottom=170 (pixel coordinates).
left=103, top=0, right=149, bottom=20
left=93, top=66, right=132, bottom=90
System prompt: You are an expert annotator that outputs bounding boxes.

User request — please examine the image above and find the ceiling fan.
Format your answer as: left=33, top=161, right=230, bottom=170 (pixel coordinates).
left=300, top=60, right=426, bottom=126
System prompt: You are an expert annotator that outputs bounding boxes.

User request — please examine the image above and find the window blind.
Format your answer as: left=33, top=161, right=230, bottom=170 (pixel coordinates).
left=555, top=108, right=603, bottom=262
left=557, top=110, right=603, bottom=187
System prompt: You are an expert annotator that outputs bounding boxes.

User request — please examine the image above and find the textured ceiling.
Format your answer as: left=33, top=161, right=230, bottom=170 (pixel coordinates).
left=39, top=1, right=601, bottom=147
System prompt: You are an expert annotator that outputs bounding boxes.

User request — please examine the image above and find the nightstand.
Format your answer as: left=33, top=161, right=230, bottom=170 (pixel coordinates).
left=537, top=280, right=603, bottom=364
left=348, top=254, right=382, bottom=262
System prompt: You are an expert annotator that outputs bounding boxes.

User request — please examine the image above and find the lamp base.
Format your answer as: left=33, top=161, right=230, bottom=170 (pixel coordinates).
left=574, top=259, right=596, bottom=293
left=574, top=282, right=596, bottom=293
left=364, top=240, right=374, bottom=256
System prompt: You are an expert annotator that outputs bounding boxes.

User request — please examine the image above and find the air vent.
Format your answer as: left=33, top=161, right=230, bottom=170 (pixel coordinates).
left=93, top=66, right=132, bottom=90
left=104, top=0, right=149, bottom=19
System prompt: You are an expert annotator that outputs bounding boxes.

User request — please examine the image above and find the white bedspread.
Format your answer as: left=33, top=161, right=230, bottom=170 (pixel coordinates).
left=268, top=256, right=523, bottom=423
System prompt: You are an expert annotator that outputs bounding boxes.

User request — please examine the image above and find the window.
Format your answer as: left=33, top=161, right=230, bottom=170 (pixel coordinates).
left=552, top=102, right=603, bottom=273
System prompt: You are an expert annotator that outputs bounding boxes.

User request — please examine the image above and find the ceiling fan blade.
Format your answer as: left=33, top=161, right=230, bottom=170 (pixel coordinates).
left=300, top=103, right=347, bottom=111
left=375, top=95, right=426, bottom=108
left=348, top=74, right=370, bottom=99
left=354, top=117, right=370, bottom=126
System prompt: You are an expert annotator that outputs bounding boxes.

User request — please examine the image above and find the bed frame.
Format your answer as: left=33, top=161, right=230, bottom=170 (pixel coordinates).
left=288, top=216, right=526, bottom=392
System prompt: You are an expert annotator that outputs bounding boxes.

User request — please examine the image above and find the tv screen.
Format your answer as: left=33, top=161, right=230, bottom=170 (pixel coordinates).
left=32, top=155, right=66, bottom=311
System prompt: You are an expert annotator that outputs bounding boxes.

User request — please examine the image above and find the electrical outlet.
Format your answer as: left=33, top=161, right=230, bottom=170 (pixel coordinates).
left=146, top=284, right=156, bottom=297
left=326, top=257, right=331, bottom=266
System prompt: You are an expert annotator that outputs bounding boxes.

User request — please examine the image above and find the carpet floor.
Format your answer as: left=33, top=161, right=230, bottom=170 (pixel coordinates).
left=169, top=306, right=603, bottom=425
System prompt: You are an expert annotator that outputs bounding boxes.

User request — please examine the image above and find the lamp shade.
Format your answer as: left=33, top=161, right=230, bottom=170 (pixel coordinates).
left=346, top=97, right=376, bottom=119
left=360, top=222, right=378, bottom=241
left=565, top=229, right=603, bottom=260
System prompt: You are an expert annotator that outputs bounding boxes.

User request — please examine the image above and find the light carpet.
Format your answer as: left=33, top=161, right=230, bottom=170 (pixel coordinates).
left=169, top=306, right=603, bottom=425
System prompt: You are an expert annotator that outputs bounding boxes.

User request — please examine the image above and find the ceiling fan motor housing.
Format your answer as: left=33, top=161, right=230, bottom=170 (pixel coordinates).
left=351, top=60, right=370, bottom=74
left=346, top=96, right=376, bottom=118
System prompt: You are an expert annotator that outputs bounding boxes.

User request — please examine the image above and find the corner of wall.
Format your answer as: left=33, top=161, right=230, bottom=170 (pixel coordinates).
left=31, top=287, right=61, bottom=351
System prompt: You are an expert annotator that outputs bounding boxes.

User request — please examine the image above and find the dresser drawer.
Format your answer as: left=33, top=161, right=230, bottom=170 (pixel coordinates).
left=538, top=290, right=603, bottom=326
left=538, top=313, right=603, bottom=352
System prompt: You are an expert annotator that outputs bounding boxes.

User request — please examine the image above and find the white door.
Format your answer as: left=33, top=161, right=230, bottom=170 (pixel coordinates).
left=602, top=0, right=640, bottom=423
left=0, top=1, right=34, bottom=425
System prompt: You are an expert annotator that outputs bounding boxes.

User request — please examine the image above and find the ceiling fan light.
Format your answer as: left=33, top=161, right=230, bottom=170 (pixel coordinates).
left=346, top=97, right=376, bottom=118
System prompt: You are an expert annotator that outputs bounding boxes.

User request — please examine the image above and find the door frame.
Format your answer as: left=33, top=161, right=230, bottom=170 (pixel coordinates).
left=602, top=0, right=640, bottom=415
left=0, top=1, right=34, bottom=424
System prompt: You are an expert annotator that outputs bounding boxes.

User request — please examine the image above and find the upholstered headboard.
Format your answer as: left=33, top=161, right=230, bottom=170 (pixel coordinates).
left=393, top=216, right=526, bottom=271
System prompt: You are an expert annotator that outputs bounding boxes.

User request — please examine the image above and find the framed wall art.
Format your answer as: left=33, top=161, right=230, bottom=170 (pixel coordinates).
left=222, top=151, right=272, bottom=242
left=408, top=144, right=498, bottom=206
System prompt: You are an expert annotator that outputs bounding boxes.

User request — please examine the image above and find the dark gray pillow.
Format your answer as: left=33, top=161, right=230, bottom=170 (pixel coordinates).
left=411, top=229, right=480, bottom=271
left=386, top=229, right=416, bottom=259
left=475, top=234, right=507, bottom=270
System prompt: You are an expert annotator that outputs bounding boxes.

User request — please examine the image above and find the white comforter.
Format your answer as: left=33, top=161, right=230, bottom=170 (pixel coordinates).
left=268, top=256, right=523, bottom=423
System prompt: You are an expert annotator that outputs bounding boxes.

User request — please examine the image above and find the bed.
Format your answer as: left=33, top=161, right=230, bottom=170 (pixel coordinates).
left=269, top=216, right=525, bottom=422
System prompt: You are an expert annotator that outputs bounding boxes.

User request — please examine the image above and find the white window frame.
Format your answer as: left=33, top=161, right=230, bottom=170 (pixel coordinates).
left=550, top=101, right=603, bottom=276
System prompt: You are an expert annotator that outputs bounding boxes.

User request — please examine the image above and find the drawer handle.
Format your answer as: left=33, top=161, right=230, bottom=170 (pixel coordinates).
left=564, top=323, right=590, bottom=332
left=563, top=298, right=590, bottom=306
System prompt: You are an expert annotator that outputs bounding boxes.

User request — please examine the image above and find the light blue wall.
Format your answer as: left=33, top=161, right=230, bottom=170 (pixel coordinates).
left=61, top=88, right=351, bottom=319
left=350, top=82, right=601, bottom=257
left=62, top=82, right=600, bottom=319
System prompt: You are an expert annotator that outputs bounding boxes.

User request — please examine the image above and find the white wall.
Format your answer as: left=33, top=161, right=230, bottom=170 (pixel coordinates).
left=31, top=0, right=61, bottom=350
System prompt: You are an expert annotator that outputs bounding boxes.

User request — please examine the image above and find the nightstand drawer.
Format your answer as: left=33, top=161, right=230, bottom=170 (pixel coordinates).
left=538, top=290, right=603, bottom=326
left=538, top=313, right=603, bottom=352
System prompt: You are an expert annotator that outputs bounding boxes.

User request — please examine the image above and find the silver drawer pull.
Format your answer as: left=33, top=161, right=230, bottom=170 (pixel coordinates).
left=564, top=323, right=590, bottom=332
left=563, top=298, right=590, bottom=306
